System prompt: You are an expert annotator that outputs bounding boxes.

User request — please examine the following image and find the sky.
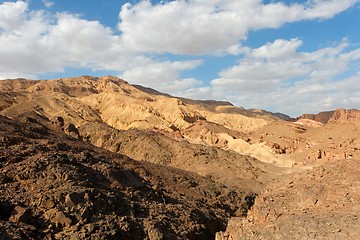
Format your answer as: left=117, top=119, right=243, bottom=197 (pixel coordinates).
left=0, top=0, right=360, bottom=116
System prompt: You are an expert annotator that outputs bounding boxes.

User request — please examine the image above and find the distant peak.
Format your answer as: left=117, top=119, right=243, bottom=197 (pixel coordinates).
left=298, top=108, right=360, bottom=124
left=98, top=75, right=128, bottom=84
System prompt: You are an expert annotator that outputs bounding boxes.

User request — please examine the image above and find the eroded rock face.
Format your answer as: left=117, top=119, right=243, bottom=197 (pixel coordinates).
left=0, top=76, right=275, bottom=133
left=78, top=122, right=274, bottom=193
left=216, top=159, right=360, bottom=240
left=297, top=111, right=335, bottom=124
left=329, top=108, right=360, bottom=124
left=297, top=108, right=360, bottom=125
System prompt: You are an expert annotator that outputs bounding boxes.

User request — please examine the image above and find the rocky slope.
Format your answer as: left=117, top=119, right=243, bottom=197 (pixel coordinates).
left=216, top=110, right=360, bottom=239
left=78, top=122, right=283, bottom=194
left=0, top=76, right=273, bottom=132
left=0, top=75, right=285, bottom=188
left=0, top=115, right=255, bottom=239
left=0, top=76, right=282, bottom=239
left=216, top=158, right=360, bottom=240
left=247, top=120, right=360, bottom=165
left=1, top=76, right=360, bottom=239
left=2, top=76, right=331, bottom=169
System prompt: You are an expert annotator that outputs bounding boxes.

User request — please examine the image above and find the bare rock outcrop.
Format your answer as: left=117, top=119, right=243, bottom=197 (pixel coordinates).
left=78, top=122, right=277, bottom=193
left=297, top=108, right=360, bottom=125
left=2, top=76, right=360, bottom=239
left=216, top=159, right=360, bottom=239
left=297, top=111, right=335, bottom=124
left=328, top=108, right=360, bottom=124
left=0, top=115, right=254, bottom=239
left=0, top=76, right=274, bottom=133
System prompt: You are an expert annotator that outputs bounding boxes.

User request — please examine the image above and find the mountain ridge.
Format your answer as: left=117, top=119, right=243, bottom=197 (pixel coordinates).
left=1, top=75, right=360, bottom=239
left=0, top=75, right=290, bottom=121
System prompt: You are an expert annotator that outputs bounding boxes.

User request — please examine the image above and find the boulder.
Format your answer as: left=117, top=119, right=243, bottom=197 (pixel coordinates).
left=65, top=192, right=83, bottom=209
left=9, top=206, right=30, bottom=223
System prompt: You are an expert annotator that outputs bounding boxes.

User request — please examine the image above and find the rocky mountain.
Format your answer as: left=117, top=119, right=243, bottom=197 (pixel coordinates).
left=1, top=75, right=360, bottom=239
left=248, top=109, right=293, bottom=121
left=78, top=122, right=280, bottom=194
left=297, top=108, right=360, bottom=124
left=0, top=76, right=273, bottom=132
left=216, top=158, right=360, bottom=239
left=297, top=110, right=335, bottom=124
left=0, top=115, right=254, bottom=239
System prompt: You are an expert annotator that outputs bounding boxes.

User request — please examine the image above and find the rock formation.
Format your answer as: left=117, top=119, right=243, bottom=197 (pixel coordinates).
left=216, top=159, right=360, bottom=240
left=297, top=108, right=360, bottom=124
left=0, top=115, right=253, bottom=239
left=1, top=76, right=360, bottom=239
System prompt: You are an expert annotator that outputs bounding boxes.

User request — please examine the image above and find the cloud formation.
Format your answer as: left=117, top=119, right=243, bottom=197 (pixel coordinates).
left=0, top=0, right=359, bottom=116
left=119, top=0, right=358, bottom=55
left=0, top=1, right=206, bottom=93
left=196, top=39, right=360, bottom=116
left=42, top=0, right=54, bottom=8
left=120, top=60, right=203, bottom=93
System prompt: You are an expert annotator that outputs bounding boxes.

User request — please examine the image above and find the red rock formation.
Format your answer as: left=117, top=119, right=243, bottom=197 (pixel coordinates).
left=329, top=108, right=360, bottom=124
left=298, top=108, right=360, bottom=125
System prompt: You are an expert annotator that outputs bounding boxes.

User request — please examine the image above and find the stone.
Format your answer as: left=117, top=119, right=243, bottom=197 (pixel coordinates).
left=75, top=206, right=91, bottom=221
left=152, top=184, right=160, bottom=191
left=44, top=209, right=72, bottom=227
left=0, top=173, right=11, bottom=184
left=44, top=208, right=57, bottom=220
left=65, top=192, right=83, bottom=209
left=51, top=116, right=65, bottom=127
left=54, top=211, right=72, bottom=227
left=70, top=233, right=80, bottom=240
left=148, top=227, right=164, bottom=240
left=64, top=123, right=80, bottom=139
left=42, top=199, right=55, bottom=209
left=80, top=206, right=91, bottom=220
left=84, top=223, right=95, bottom=233
left=9, top=206, right=30, bottom=223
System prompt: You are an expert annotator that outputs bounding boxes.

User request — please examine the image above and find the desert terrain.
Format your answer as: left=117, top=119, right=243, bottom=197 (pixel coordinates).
left=0, top=76, right=359, bottom=239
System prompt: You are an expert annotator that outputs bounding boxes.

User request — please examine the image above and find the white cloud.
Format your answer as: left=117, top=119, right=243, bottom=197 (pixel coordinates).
left=177, top=87, right=213, bottom=100
left=0, top=2, right=179, bottom=82
left=303, top=0, right=359, bottom=19
left=0, top=1, right=203, bottom=94
left=252, top=39, right=302, bottom=60
left=118, top=0, right=359, bottom=55
left=43, top=13, right=127, bottom=69
left=119, top=60, right=203, bottom=93
left=226, top=44, right=248, bottom=55
left=215, top=39, right=312, bottom=87
left=207, top=38, right=360, bottom=116
left=0, top=1, right=28, bottom=32
left=42, top=0, right=54, bottom=8
left=0, top=72, right=37, bottom=80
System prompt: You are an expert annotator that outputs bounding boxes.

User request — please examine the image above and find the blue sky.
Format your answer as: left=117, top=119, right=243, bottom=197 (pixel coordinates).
left=0, top=0, right=360, bottom=116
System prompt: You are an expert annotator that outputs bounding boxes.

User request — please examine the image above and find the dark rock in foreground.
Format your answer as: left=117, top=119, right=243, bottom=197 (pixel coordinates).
left=0, top=116, right=253, bottom=239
